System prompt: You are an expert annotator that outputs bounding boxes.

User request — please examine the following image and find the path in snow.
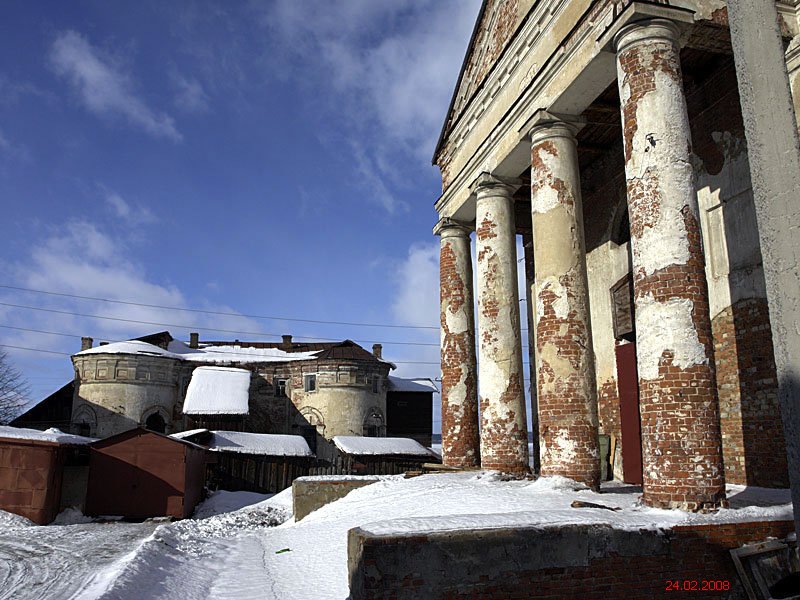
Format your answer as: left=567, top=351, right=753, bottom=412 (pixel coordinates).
left=0, top=520, right=159, bottom=600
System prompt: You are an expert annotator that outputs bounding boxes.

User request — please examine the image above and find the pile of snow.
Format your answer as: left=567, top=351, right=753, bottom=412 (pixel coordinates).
left=52, top=507, right=94, bottom=525
left=76, top=339, right=320, bottom=365
left=333, top=435, right=434, bottom=457
left=208, top=431, right=313, bottom=457
left=193, top=490, right=272, bottom=520
left=0, top=425, right=95, bottom=445
left=0, top=509, right=35, bottom=528
left=182, top=367, right=251, bottom=415
left=387, top=376, right=438, bottom=393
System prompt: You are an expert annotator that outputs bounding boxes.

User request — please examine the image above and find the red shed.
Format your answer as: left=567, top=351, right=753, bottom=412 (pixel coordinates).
left=0, top=426, right=95, bottom=525
left=86, top=428, right=207, bottom=519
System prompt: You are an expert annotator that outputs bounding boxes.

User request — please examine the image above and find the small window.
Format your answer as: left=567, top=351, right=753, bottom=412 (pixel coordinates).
left=304, top=374, right=317, bottom=392
left=77, top=422, right=91, bottom=437
left=372, top=377, right=379, bottom=393
left=275, top=378, right=287, bottom=397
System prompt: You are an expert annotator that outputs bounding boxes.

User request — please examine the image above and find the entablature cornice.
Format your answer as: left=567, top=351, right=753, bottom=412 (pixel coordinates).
left=436, top=1, right=703, bottom=223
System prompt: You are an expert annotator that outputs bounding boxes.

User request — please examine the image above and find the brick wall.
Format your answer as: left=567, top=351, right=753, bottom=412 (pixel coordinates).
left=713, top=299, right=787, bottom=486
left=686, top=53, right=787, bottom=488
left=349, top=519, right=795, bottom=599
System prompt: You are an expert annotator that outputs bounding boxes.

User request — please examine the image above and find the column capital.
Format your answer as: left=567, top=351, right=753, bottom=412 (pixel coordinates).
left=434, top=217, right=473, bottom=238
left=527, top=110, right=584, bottom=146
left=469, top=172, right=522, bottom=198
left=613, top=18, right=681, bottom=54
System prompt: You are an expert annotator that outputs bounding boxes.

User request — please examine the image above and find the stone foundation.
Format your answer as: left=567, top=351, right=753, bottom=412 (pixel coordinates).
left=349, top=519, right=794, bottom=599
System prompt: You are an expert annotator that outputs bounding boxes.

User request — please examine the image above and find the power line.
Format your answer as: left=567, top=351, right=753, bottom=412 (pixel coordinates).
left=0, top=284, right=440, bottom=330
left=0, top=284, right=532, bottom=334
left=0, top=305, right=439, bottom=347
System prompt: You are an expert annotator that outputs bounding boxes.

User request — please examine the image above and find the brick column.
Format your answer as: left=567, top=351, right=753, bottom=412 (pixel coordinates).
left=530, top=116, right=601, bottom=490
left=436, top=220, right=480, bottom=467
left=615, top=19, right=726, bottom=510
left=473, top=173, right=529, bottom=473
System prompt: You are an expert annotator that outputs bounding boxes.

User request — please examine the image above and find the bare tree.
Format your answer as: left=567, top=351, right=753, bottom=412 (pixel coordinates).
left=0, top=350, right=30, bottom=424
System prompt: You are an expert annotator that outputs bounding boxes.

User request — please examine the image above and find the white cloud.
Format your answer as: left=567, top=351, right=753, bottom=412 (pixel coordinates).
left=49, top=31, right=181, bottom=141
left=102, top=187, right=157, bottom=226
left=171, top=71, right=210, bottom=114
left=1, top=220, right=266, bottom=361
left=263, top=0, right=481, bottom=212
left=0, top=127, right=30, bottom=161
left=391, top=242, right=440, bottom=328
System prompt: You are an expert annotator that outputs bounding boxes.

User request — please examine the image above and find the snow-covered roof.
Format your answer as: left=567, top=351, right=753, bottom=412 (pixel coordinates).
left=388, top=376, right=439, bottom=393
left=333, top=436, right=434, bottom=457
left=208, top=431, right=314, bottom=457
left=0, top=426, right=96, bottom=445
left=170, top=428, right=209, bottom=440
left=182, top=367, right=251, bottom=415
left=75, top=339, right=320, bottom=365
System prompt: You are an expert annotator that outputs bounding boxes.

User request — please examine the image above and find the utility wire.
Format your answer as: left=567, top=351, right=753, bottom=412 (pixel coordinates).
left=0, top=304, right=439, bottom=347
left=0, top=284, right=440, bottom=330
left=0, top=284, right=532, bottom=333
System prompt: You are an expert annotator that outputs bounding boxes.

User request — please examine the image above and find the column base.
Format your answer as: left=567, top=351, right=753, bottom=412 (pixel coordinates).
left=641, top=490, right=728, bottom=512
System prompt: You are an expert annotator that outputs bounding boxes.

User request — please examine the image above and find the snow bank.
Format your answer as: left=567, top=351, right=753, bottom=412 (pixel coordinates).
left=0, top=425, right=95, bottom=445
left=209, top=431, right=313, bottom=457
left=182, top=367, right=251, bottom=415
left=333, top=436, right=434, bottom=457
left=193, top=491, right=272, bottom=520
left=0, top=509, right=35, bottom=528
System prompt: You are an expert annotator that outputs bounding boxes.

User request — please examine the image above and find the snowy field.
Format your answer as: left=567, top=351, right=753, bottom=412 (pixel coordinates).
left=0, top=474, right=793, bottom=600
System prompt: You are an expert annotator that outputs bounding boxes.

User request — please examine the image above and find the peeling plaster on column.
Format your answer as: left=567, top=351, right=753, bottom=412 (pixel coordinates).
left=439, top=224, right=480, bottom=468
left=636, top=294, right=708, bottom=381
left=530, top=119, right=601, bottom=490
left=615, top=19, right=726, bottom=511
left=474, top=175, right=529, bottom=474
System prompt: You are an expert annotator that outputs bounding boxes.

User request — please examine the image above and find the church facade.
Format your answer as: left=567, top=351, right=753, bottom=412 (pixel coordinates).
left=435, top=0, right=798, bottom=510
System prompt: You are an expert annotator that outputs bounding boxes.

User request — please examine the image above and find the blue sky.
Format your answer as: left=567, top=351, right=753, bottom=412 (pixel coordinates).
left=0, top=1, right=486, bottom=429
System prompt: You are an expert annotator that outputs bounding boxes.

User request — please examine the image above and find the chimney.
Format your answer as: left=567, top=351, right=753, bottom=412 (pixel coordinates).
left=372, top=344, right=382, bottom=359
left=99, top=341, right=109, bottom=346
left=189, top=332, right=199, bottom=349
left=80, top=336, right=93, bottom=351
left=282, top=335, right=292, bottom=350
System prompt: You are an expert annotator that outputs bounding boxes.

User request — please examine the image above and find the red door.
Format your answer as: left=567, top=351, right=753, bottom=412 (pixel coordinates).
left=616, top=342, right=643, bottom=485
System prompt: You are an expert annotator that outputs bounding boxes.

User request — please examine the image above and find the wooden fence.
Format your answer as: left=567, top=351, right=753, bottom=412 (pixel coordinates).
left=207, top=452, right=439, bottom=494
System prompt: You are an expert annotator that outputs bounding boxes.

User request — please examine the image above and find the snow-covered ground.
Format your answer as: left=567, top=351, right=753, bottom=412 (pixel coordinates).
left=0, top=475, right=793, bottom=600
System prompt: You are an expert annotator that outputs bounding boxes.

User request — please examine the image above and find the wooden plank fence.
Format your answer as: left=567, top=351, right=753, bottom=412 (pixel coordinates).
left=207, top=453, right=438, bottom=494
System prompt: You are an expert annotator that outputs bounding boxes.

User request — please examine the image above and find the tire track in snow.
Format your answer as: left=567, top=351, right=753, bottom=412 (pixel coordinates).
left=0, top=522, right=158, bottom=600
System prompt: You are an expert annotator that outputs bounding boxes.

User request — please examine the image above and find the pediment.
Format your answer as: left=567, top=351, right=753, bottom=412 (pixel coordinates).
left=435, top=0, right=531, bottom=162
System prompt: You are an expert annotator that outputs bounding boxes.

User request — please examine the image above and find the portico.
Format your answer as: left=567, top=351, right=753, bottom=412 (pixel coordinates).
left=434, top=0, right=795, bottom=510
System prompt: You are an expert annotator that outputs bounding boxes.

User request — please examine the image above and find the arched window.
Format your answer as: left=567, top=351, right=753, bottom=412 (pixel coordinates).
left=72, top=405, right=97, bottom=437
left=363, top=408, right=385, bottom=437
left=145, top=412, right=166, bottom=433
left=294, top=407, right=325, bottom=453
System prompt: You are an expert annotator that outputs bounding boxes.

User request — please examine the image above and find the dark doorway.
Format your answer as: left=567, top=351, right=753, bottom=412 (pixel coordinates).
left=616, top=342, right=643, bottom=485
left=145, top=412, right=167, bottom=433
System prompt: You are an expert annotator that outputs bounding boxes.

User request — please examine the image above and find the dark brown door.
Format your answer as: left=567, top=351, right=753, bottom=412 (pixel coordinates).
left=616, top=342, right=643, bottom=485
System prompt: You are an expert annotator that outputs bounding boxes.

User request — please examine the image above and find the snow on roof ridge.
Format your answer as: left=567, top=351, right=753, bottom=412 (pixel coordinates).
left=333, top=435, right=434, bottom=457
left=0, top=425, right=96, bottom=445
left=388, top=376, right=439, bottom=393
left=208, top=431, right=314, bottom=457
